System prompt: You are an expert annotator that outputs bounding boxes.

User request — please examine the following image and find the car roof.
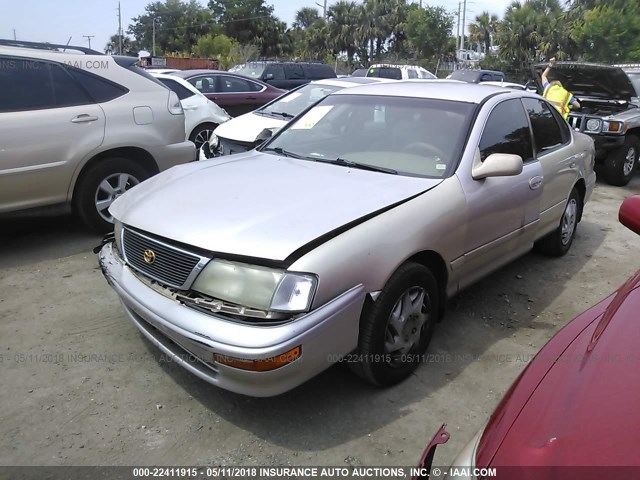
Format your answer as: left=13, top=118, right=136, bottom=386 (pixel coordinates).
left=331, top=80, right=512, bottom=103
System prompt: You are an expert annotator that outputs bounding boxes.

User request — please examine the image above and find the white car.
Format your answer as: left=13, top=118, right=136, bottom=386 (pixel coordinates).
left=150, top=72, right=231, bottom=152
left=365, top=64, right=436, bottom=80
left=205, top=77, right=388, bottom=158
left=480, top=81, right=526, bottom=90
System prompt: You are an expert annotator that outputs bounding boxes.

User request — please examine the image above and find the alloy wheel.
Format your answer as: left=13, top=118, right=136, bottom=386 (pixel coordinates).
left=95, top=173, right=140, bottom=223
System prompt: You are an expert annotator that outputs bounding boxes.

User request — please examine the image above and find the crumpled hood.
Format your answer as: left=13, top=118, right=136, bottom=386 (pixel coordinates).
left=214, top=111, right=287, bottom=144
left=110, top=152, right=440, bottom=262
left=534, top=62, right=638, bottom=100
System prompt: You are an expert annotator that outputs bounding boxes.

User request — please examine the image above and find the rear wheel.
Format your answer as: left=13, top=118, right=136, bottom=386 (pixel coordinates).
left=535, top=187, right=581, bottom=257
left=75, top=157, right=148, bottom=233
left=603, top=135, right=638, bottom=186
left=350, top=262, right=438, bottom=386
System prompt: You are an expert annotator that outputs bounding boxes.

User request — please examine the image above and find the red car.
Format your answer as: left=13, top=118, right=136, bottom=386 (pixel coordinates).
left=417, top=196, right=640, bottom=480
left=170, top=70, right=284, bottom=117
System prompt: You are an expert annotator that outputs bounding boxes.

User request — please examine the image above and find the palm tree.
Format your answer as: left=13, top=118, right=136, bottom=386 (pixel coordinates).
left=469, top=11, right=499, bottom=53
left=327, top=0, right=362, bottom=65
left=293, top=7, right=321, bottom=30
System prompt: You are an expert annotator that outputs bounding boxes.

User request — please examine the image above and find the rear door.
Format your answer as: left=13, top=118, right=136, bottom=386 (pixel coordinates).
left=0, top=56, right=106, bottom=213
left=214, top=75, right=266, bottom=116
left=522, top=97, right=580, bottom=236
left=458, top=98, right=543, bottom=289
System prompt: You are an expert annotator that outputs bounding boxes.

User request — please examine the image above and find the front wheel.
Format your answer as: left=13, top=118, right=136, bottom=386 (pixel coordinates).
left=603, top=135, right=638, bottom=186
left=535, top=187, right=581, bottom=257
left=189, top=123, right=218, bottom=154
left=350, top=262, right=439, bottom=386
left=74, top=158, right=148, bottom=233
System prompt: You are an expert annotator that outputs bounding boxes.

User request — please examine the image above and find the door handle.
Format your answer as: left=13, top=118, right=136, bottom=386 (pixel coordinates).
left=71, top=114, right=98, bottom=123
left=570, top=162, right=577, bottom=168
left=245, top=96, right=257, bottom=100
left=529, top=176, right=543, bottom=190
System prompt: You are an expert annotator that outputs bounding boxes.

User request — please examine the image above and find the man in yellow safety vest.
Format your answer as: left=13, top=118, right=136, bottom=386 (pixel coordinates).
left=542, top=57, right=581, bottom=120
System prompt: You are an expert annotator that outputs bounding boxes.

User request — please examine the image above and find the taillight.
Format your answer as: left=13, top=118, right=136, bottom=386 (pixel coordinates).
left=167, top=91, right=183, bottom=115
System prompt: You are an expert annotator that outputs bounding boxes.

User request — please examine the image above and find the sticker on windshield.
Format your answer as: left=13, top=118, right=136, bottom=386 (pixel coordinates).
left=291, top=105, right=334, bottom=129
left=279, top=92, right=302, bottom=103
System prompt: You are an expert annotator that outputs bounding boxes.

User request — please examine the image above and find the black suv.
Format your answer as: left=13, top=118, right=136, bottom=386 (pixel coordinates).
left=534, top=62, right=640, bottom=186
left=229, top=61, right=336, bottom=90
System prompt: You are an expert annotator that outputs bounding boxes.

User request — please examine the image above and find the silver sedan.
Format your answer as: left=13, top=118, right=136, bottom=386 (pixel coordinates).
left=98, top=81, right=596, bottom=397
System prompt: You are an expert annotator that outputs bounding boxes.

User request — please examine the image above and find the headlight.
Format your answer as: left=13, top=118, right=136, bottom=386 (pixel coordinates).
left=113, top=220, right=123, bottom=255
left=585, top=118, right=601, bottom=132
left=192, top=259, right=317, bottom=313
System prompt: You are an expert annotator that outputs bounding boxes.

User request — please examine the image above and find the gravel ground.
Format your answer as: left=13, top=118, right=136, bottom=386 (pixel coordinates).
left=1, top=175, right=639, bottom=471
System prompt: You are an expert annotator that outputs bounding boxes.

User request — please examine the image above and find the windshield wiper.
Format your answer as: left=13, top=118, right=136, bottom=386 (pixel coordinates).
left=316, top=157, right=398, bottom=175
left=262, top=147, right=307, bottom=159
left=264, top=111, right=295, bottom=119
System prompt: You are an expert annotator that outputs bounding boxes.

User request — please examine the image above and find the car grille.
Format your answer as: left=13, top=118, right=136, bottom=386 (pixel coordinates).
left=121, top=227, right=208, bottom=290
left=568, top=115, right=583, bottom=130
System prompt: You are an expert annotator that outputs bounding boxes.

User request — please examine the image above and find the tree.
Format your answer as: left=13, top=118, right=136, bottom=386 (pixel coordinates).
left=405, top=5, right=454, bottom=60
left=326, top=0, right=363, bottom=65
left=293, top=7, right=321, bottom=29
left=208, top=0, right=289, bottom=56
left=104, top=34, right=139, bottom=56
left=194, top=33, right=236, bottom=58
left=571, top=0, right=640, bottom=62
left=128, top=0, right=215, bottom=55
left=468, top=11, right=499, bottom=53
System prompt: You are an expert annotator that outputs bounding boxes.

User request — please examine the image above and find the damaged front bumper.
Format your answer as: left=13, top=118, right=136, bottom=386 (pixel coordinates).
left=98, top=241, right=366, bottom=397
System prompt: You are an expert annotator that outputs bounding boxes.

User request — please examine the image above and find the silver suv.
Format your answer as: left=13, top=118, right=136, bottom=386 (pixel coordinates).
left=0, top=40, right=195, bottom=231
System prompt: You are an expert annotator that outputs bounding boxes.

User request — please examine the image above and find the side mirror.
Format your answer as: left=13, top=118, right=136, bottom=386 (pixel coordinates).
left=256, top=127, right=280, bottom=144
left=265, top=73, right=274, bottom=80
left=619, top=195, right=640, bottom=235
left=472, top=152, right=523, bottom=180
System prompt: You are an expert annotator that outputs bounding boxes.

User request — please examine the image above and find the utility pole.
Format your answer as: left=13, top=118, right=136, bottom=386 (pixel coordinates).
left=152, top=18, right=156, bottom=56
left=460, top=0, right=467, bottom=52
left=83, top=35, right=94, bottom=49
left=13, top=29, right=17, bottom=40
left=456, top=2, right=461, bottom=52
left=323, top=0, right=327, bottom=18
left=118, top=1, right=123, bottom=55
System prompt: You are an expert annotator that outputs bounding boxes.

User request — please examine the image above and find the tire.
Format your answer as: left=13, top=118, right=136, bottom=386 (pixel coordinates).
left=603, top=135, right=639, bottom=186
left=189, top=123, right=218, bottom=154
left=74, top=157, right=149, bottom=233
left=350, top=262, right=439, bottom=387
left=535, top=187, right=581, bottom=257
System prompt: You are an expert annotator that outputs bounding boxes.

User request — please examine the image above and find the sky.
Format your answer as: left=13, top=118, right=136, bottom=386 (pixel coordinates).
left=1, top=0, right=514, bottom=54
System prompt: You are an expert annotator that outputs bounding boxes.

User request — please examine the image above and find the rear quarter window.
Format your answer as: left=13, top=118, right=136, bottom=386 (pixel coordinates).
left=66, top=67, right=128, bottom=103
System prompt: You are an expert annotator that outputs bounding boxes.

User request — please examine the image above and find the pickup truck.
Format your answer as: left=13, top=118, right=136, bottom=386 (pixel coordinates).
left=534, top=62, right=640, bottom=186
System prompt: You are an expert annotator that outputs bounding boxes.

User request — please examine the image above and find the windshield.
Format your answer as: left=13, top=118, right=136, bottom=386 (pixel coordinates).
left=229, top=62, right=266, bottom=78
left=259, top=83, right=342, bottom=118
left=262, top=94, right=474, bottom=178
left=367, top=67, right=402, bottom=80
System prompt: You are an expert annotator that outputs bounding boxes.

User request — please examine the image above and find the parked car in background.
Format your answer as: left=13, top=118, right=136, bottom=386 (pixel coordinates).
left=366, top=64, right=436, bottom=80
left=449, top=69, right=506, bottom=83
left=0, top=39, right=195, bottom=232
left=150, top=72, right=231, bottom=153
left=351, top=68, right=368, bottom=77
left=480, top=81, right=525, bottom=90
left=533, top=61, right=640, bottom=186
left=144, top=68, right=180, bottom=74
left=228, top=61, right=336, bottom=89
left=202, top=77, right=389, bottom=158
left=169, top=70, right=284, bottom=117
left=99, top=81, right=595, bottom=397
left=424, top=195, right=640, bottom=480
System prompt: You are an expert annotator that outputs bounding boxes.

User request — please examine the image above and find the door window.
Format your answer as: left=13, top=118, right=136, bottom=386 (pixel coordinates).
left=479, top=99, right=534, bottom=162
left=189, top=76, right=216, bottom=93
left=265, top=64, right=285, bottom=80
left=284, top=64, right=305, bottom=79
left=216, top=76, right=253, bottom=93
left=0, top=57, right=90, bottom=112
left=66, top=67, right=127, bottom=103
left=522, top=98, right=568, bottom=154
left=407, top=69, right=418, bottom=79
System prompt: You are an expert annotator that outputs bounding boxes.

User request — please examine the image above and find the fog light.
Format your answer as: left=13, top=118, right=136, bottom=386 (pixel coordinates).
left=214, top=346, right=301, bottom=372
